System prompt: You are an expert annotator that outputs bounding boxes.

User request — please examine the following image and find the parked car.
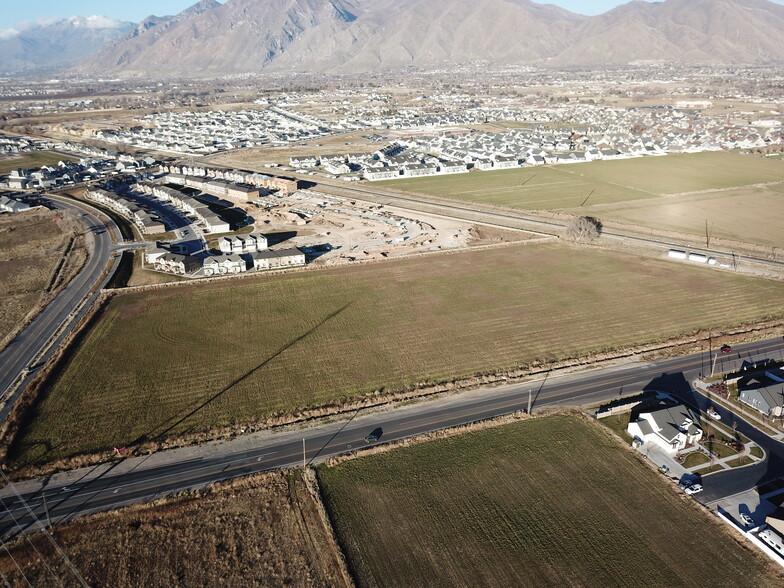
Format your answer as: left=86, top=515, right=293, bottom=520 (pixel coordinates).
left=721, top=344, right=732, bottom=353
left=364, top=427, right=383, bottom=443
left=707, top=408, right=721, bottom=420
left=684, top=484, right=703, bottom=495
left=740, top=513, right=755, bottom=527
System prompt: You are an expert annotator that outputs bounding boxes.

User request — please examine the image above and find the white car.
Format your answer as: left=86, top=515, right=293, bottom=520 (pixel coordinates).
left=707, top=408, right=721, bottom=420
left=740, top=513, right=755, bottom=527
left=684, top=484, right=703, bottom=495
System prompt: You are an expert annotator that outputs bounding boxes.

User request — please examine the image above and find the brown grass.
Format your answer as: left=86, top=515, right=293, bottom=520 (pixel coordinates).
left=0, top=470, right=351, bottom=588
left=0, top=210, right=69, bottom=343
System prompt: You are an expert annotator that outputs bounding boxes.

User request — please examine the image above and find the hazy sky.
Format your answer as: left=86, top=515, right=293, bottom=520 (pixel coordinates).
left=2, top=0, right=784, bottom=32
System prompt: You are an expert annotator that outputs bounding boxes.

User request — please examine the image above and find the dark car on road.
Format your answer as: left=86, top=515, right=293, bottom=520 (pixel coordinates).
left=364, top=427, right=383, bottom=443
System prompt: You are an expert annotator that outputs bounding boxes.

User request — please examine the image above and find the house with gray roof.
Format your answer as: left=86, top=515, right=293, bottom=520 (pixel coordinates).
left=627, top=402, right=703, bottom=454
left=738, top=370, right=784, bottom=418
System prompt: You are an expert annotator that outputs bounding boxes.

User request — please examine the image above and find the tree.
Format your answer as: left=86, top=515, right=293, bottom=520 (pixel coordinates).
left=565, top=216, right=602, bottom=242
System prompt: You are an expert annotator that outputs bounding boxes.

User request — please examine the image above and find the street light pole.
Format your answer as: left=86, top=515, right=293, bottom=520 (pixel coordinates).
left=302, top=438, right=306, bottom=469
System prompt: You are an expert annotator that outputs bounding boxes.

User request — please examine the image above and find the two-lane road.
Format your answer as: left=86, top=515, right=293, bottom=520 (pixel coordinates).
left=2, top=337, right=782, bottom=538
left=0, top=196, right=121, bottom=422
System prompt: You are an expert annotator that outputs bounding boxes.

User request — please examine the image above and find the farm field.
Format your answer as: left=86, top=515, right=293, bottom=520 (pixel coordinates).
left=382, top=152, right=784, bottom=246
left=0, top=471, right=349, bottom=588
left=12, top=242, right=784, bottom=466
left=559, top=151, right=784, bottom=195
left=572, top=183, right=784, bottom=249
left=0, top=151, right=76, bottom=174
left=318, top=415, right=779, bottom=588
left=0, top=210, right=68, bottom=342
left=381, top=164, right=655, bottom=209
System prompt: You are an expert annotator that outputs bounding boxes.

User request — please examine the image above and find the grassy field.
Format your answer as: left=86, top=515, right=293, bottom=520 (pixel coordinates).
left=319, top=415, right=778, bottom=588
left=0, top=471, right=348, bottom=588
left=11, top=242, right=784, bottom=467
left=0, top=210, right=67, bottom=342
left=381, top=152, right=784, bottom=247
left=381, top=164, right=655, bottom=209
left=0, top=151, right=76, bottom=174
left=578, top=183, right=784, bottom=249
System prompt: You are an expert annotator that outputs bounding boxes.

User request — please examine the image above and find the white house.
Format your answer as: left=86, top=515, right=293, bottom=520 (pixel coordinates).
left=251, top=248, right=305, bottom=270
left=202, top=254, right=247, bottom=276
left=627, top=403, right=703, bottom=454
left=218, top=233, right=267, bottom=254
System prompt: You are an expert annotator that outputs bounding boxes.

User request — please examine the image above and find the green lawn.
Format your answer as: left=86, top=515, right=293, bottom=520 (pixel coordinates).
left=704, top=441, right=739, bottom=459
left=681, top=451, right=711, bottom=468
left=12, top=242, right=784, bottom=466
left=319, top=415, right=779, bottom=588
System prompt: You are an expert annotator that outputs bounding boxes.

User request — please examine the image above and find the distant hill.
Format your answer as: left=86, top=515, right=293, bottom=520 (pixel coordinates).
left=552, top=0, right=784, bottom=66
left=0, top=16, right=134, bottom=73
left=80, top=0, right=222, bottom=73
left=14, top=0, right=784, bottom=77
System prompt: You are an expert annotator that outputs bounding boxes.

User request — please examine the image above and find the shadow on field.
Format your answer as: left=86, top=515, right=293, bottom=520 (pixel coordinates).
left=131, top=301, right=355, bottom=446
left=307, top=408, right=364, bottom=466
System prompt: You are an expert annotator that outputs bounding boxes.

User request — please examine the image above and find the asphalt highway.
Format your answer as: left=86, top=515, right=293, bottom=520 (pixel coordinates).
left=0, top=196, right=123, bottom=422
left=2, top=336, right=782, bottom=538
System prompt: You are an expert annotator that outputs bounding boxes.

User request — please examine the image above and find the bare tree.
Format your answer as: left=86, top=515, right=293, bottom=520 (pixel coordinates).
left=565, top=216, right=602, bottom=242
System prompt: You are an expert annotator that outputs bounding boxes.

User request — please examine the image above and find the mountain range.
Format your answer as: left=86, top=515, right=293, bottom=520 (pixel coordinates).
left=4, top=0, right=784, bottom=77
left=0, top=15, right=133, bottom=73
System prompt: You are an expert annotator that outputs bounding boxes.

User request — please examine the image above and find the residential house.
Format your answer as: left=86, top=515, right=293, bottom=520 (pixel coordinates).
left=626, top=403, right=703, bottom=454
left=364, top=167, right=400, bottom=181
left=0, top=196, right=31, bottom=213
left=202, top=254, right=247, bottom=276
left=218, top=233, right=267, bottom=254
left=250, top=248, right=305, bottom=271
left=738, top=370, right=784, bottom=418
left=153, top=253, right=200, bottom=275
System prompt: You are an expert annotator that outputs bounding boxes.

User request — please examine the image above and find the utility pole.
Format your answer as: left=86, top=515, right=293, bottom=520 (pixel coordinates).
left=302, top=438, right=306, bottom=469
left=527, top=389, right=532, bottom=415
left=711, top=352, right=720, bottom=379
left=41, top=492, right=52, bottom=530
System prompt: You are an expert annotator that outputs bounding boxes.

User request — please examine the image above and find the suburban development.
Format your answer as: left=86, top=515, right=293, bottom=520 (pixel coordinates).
left=1, top=0, right=784, bottom=586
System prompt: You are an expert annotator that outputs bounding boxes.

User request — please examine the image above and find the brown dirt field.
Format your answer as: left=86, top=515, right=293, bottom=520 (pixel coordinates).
left=0, top=470, right=350, bottom=588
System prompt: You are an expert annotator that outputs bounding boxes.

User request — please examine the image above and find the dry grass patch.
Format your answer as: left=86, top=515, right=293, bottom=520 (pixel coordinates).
left=382, top=152, right=784, bottom=247
left=0, top=209, right=69, bottom=341
left=11, top=242, right=784, bottom=466
left=319, top=415, right=780, bottom=588
left=0, top=151, right=77, bottom=174
left=0, top=470, right=349, bottom=588
left=576, top=183, right=784, bottom=249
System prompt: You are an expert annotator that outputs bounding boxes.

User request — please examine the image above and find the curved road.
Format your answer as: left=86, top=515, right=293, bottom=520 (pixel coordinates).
left=1, top=336, right=782, bottom=538
left=0, top=195, right=123, bottom=422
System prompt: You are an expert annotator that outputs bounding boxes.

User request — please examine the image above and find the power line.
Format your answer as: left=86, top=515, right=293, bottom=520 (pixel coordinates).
left=0, top=495, right=60, bottom=587
left=0, top=538, right=32, bottom=588
left=0, top=470, right=89, bottom=587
